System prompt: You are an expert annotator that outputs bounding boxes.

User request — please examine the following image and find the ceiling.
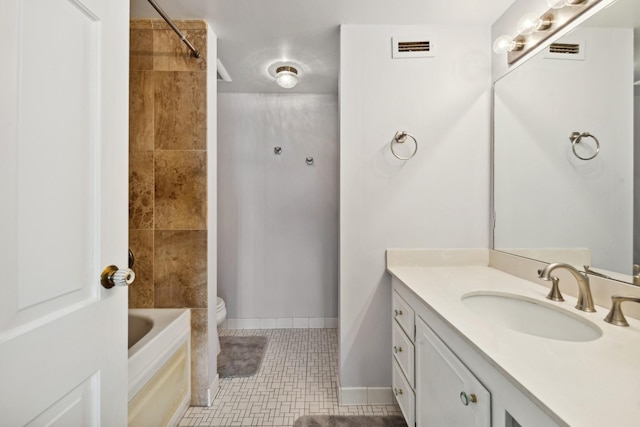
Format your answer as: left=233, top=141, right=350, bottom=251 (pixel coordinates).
left=130, top=0, right=515, bottom=94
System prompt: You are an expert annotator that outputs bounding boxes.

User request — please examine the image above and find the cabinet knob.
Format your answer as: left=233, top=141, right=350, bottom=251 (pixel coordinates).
left=459, top=391, right=477, bottom=406
left=393, top=346, right=403, bottom=353
left=394, top=309, right=403, bottom=317
left=394, top=388, right=403, bottom=396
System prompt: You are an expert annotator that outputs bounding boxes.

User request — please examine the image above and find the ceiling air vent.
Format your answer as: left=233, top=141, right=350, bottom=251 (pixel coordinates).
left=544, top=40, right=585, bottom=61
left=392, top=37, right=436, bottom=59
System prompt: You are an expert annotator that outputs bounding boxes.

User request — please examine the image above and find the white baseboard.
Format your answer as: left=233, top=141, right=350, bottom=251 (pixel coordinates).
left=337, top=380, right=395, bottom=405
left=222, top=317, right=338, bottom=329
left=208, top=374, right=219, bottom=406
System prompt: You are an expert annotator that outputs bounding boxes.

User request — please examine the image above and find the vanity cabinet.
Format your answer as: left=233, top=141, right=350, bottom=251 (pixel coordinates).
left=392, top=277, right=559, bottom=427
left=391, top=290, right=415, bottom=426
left=415, top=317, right=490, bottom=427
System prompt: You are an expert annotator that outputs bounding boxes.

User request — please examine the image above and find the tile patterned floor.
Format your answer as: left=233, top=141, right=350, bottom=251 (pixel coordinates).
left=179, top=328, right=402, bottom=427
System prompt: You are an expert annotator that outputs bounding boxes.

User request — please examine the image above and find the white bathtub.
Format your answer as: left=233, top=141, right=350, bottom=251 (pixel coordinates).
left=128, top=309, right=191, bottom=427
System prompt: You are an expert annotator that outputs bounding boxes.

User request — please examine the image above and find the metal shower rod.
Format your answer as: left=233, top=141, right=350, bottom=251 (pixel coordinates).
left=146, top=0, right=201, bottom=58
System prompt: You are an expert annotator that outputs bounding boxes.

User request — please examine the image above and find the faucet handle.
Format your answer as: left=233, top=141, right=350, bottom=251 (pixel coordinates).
left=604, top=296, right=640, bottom=327
left=546, top=276, right=564, bottom=302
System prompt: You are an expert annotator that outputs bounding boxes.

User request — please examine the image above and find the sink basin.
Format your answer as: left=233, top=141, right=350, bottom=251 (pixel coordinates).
left=461, top=291, right=602, bottom=342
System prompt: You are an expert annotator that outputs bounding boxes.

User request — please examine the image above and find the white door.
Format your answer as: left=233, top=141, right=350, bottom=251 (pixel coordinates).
left=0, top=0, right=130, bottom=425
left=415, top=318, right=491, bottom=427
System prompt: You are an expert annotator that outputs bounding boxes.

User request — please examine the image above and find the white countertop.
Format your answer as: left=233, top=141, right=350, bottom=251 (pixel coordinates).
left=387, top=263, right=640, bottom=427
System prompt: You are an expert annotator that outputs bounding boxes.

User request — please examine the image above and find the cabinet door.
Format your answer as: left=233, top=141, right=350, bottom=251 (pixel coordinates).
left=415, top=318, right=490, bottom=427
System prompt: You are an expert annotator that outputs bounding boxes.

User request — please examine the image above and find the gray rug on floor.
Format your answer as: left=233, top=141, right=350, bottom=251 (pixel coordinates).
left=293, top=416, right=407, bottom=427
left=217, top=335, right=268, bottom=378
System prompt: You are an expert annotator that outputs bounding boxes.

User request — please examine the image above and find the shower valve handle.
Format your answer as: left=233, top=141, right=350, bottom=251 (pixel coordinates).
left=101, top=266, right=135, bottom=289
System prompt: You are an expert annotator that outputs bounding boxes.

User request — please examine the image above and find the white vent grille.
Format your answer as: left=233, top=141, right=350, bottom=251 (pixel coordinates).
left=397, top=41, right=430, bottom=53
left=392, top=37, right=435, bottom=59
left=550, top=43, right=580, bottom=55
left=544, top=40, right=585, bottom=61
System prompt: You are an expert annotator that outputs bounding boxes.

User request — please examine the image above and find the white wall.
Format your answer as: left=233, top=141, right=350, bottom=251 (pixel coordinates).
left=339, top=25, right=491, bottom=391
left=217, top=93, right=339, bottom=320
left=494, top=27, right=634, bottom=274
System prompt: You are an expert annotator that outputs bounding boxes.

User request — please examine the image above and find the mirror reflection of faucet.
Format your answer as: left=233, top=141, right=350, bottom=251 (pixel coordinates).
left=583, top=265, right=611, bottom=279
left=537, top=262, right=596, bottom=312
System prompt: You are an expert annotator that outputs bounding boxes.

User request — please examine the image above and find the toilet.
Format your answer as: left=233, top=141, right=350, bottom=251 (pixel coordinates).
left=216, top=297, right=227, bottom=328
left=215, top=297, right=227, bottom=356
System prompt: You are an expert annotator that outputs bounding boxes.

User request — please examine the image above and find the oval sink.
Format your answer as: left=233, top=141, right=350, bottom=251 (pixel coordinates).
left=461, top=291, right=602, bottom=342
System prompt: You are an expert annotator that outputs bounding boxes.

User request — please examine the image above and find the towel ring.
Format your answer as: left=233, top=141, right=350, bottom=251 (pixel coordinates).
left=569, top=132, right=600, bottom=161
left=390, top=131, right=418, bottom=160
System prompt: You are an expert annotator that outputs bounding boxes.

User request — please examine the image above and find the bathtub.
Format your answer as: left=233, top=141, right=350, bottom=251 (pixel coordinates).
left=128, top=309, right=191, bottom=427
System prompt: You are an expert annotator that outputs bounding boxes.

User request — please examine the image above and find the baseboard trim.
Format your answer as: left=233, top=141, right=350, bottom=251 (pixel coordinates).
left=222, top=317, right=338, bottom=329
left=208, top=374, right=219, bottom=406
left=337, top=380, right=395, bottom=405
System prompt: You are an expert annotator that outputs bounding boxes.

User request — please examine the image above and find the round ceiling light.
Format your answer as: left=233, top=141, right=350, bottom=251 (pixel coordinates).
left=275, top=66, right=299, bottom=89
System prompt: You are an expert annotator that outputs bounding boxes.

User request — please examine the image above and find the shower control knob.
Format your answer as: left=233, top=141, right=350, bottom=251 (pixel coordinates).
left=101, top=265, right=136, bottom=289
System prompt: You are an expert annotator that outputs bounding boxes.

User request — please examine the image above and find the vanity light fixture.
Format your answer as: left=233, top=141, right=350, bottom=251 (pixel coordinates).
left=492, top=35, right=525, bottom=54
left=495, top=0, right=603, bottom=65
left=548, top=0, right=587, bottom=8
left=517, top=12, right=553, bottom=35
left=275, top=66, right=299, bottom=89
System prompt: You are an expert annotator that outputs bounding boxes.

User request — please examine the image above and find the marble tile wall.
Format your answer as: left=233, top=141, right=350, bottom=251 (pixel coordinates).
left=128, top=19, right=210, bottom=406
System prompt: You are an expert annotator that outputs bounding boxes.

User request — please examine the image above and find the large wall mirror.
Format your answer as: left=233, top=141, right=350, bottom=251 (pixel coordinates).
left=493, top=0, right=640, bottom=284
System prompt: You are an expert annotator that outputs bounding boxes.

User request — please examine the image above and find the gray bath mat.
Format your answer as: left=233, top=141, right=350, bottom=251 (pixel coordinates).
left=218, top=335, right=268, bottom=378
left=293, top=415, right=407, bottom=427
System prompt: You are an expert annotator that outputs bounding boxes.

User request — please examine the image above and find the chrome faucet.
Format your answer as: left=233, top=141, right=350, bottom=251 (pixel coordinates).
left=537, top=263, right=596, bottom=312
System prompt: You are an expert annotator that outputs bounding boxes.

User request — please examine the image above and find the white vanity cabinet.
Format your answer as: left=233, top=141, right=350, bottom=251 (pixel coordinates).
left=392, top=276, right=560, bottom=427
left=415, top=317, right=490, bottom=427
left=391, top=290, right=415, bottom=426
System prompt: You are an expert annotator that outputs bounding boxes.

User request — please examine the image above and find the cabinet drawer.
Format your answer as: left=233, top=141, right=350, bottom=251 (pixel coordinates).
left=393, top=359, right=415, bottom=427
left=392, top=290, right=415, bottom=339
left=392, top=320, right=415, bottom=388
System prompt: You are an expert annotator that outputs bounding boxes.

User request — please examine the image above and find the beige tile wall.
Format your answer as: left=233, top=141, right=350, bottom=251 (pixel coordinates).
left=128, top=19, right=211, bottom=406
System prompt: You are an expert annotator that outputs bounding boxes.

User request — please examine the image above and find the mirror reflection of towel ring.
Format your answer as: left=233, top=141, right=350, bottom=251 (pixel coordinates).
left=569, top=132, right=600, bottom=161
left=390, top=131, right=418, bottom=160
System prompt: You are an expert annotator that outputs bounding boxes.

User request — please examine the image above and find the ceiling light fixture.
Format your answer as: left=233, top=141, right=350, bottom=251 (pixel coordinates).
left=275, top=66, right=299, bottom=89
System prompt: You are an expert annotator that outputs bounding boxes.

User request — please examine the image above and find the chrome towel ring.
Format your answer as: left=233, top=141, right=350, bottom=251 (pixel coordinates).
left=569, top=132, right=600, bottom=161
left=390, top=131, right=418, bottom=160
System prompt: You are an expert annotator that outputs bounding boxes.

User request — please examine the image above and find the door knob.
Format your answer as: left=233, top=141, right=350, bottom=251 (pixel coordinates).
left=101, top=265, right=135, bottom=289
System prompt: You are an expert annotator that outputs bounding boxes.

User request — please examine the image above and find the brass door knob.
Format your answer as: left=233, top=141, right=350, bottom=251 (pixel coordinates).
left=101, top=265, right=135, bottom=289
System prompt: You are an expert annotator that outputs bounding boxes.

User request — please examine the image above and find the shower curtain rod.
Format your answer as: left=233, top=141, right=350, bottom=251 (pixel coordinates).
left=147, top=0, right=201, bottom=58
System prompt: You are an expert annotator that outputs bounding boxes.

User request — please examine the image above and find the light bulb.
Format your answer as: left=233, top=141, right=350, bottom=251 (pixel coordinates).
left=275, top=66, right=298, bottom=89
left=547, top=0, right=566, bottom=9
left=547, top=0, right=586, bottom=8
left=517, top=13, right=553, bottom=35
left=493, top=35, right=525, bottom=54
